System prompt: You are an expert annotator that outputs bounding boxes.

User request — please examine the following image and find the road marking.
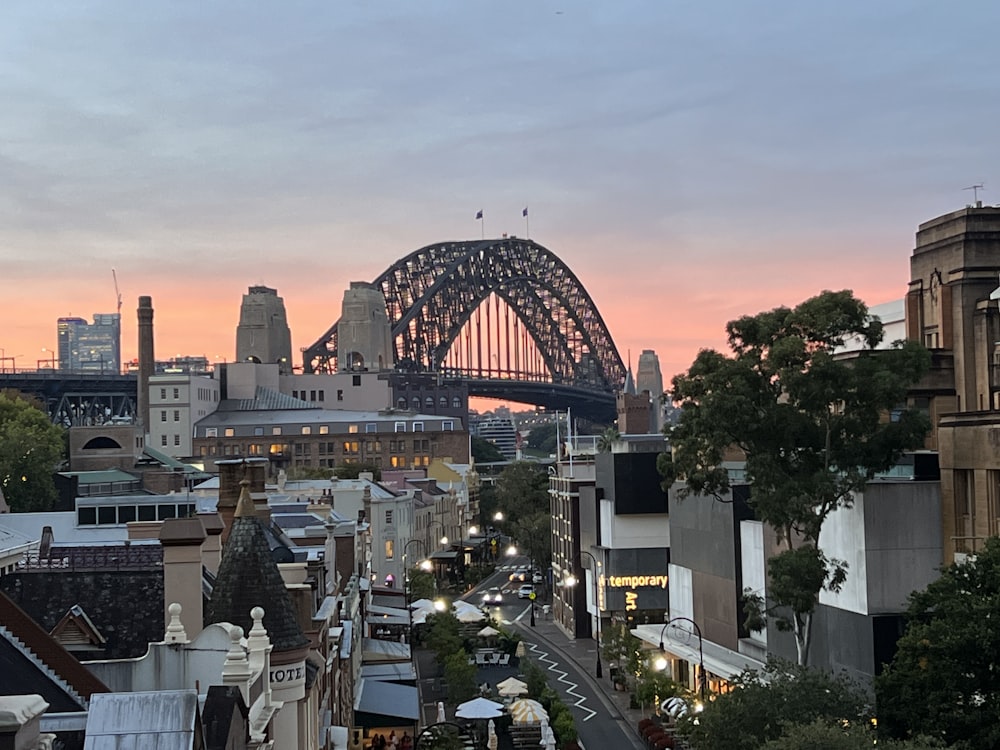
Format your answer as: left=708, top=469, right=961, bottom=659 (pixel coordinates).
left=527, top=642, right=598, bottom=722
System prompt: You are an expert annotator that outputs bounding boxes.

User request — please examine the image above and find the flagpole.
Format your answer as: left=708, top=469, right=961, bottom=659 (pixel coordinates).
left=523, top=207, right=530, bottom=238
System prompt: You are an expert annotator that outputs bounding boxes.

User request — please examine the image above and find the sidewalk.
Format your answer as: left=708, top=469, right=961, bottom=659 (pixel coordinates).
left=512, top=614, right=648, bottom=749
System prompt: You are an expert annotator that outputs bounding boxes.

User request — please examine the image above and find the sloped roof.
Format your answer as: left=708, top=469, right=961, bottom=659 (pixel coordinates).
left=84, top=690, right=201, bottom=750
left=205, top=483, right=308, bottom=653
left=0, top=590, right=109, bottom=707
left=222, top=386, right=317, bottom=412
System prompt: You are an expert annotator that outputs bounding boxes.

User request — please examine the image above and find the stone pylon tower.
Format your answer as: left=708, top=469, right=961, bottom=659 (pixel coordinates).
left=337, top=281, right=394, bottom=372
left=235, top=286, right=293, bottom=374
left=636, top=349, right=664, bottom=433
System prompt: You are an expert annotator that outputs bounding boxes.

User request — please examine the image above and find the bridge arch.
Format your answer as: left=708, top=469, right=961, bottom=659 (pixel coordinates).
left=303, top=238, right=626, bottom=398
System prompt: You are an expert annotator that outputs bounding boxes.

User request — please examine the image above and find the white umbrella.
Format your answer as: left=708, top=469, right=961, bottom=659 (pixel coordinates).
left=509, top=698, right=548, bottom=724
left=496, top=676, right=528, bottom=697
left=410, top=598, right=436, bottom=611
left=540, top=725, right=556, bottom=749
left=456, top=697, right=504, bottom=719
left=477, top=625, right=500, bottom=637
left=487, top=719, right=498, bottom=750
left=514, top=640, right=527, bottom=658
left=455, top=608, right=486, bottom=623
left=436, top=701, right=446, bottom=724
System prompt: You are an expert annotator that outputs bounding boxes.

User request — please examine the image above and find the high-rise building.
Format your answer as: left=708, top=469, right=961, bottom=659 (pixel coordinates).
left=57, top=313, right=121, bottom=373
left=235, top=286, right=293, bottom=374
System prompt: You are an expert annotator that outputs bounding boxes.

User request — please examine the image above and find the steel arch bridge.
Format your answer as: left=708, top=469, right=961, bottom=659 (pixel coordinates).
left=302, top=238, right=627, bottom=421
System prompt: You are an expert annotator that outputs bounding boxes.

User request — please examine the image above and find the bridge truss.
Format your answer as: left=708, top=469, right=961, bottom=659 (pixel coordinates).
left=303, top=239, right=627, bottom=414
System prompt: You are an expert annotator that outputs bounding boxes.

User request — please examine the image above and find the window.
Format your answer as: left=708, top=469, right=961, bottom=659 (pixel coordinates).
left=272, top=427, right=282, bottom=436
left=98, top=506, right=116, bottom=525
left=224, top=428, right=235, bottom=437
left=174, top=435, right=181, bottom=446
left=439, top=396, right=447, bottom=408
left=425, top=396, right=434, bottom=408
left=138, top=505, right=156, bottom=521
left=173, top=388, right=179, bottom=399
left=353, top=375, right=361, bottom=386
left=385, top=539, right=394, bottom=560
left=160, top=411, right=167, bottom=422
left=318, top=390, right=325, bottom=402
left=310, top=390, right=316, bottom=401
left=349, top=424, right=359, bottom=434
left=160, top=388, right=167, bottom=399
left=320, top=425, right=329, bottom=435
left=254, top=427, right=264, bottom=436
left=337, top=390, right=344, bottom=401
left=302, top=426, right=312, bottom=435
left=118, top=505, right=136, bottom=524
left=161, top=435, right=168, bottom=446
left=343, top=441, right=360, bottom=455
left=452, top=396, right=462, bottom=408
left=366, top=423, right=377, bottom=433
left=395, top=421, right=406, bottom=433
left=413, top=422, right=424, bottom=432
left=173, top=410, right=180, bottom=422
left=397, top=397, right=407, bottom=409
left=249, top=444, right=263, bottom=456
left=391, top=455, right=406, bottom=468
left=385, top=509, right=393, bottom=524
left=269, top=443, right=287, bottom=456
left=205, top=427, right=218, bottom=437
left=442, top=420, right=454, bottom=431
left=411, top=397, right=420, bottom=410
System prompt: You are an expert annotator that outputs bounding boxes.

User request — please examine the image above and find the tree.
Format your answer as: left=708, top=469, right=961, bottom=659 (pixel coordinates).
left=661, top=291, right=930, bottom=665
left=760, top=720, right=948, bottom=750
left=471, top=436, right=505, bottom=463
left=443, top=650, right=477, bottom=703
left=680, top=659, right=870, bottom=750
left=333, top=463, right=381, bottom=480
left=0, top=392, right=65, bottom=512
left=494, top=461, right=548, bottom=519
left=424, top=611, right=462, bottom=663
left=408, top=567, right=436, bottom=601
left=526, top=423, right=558, bottom=454
left=876, top=537, right=1000, bottom=750
left=596, top=427, right=621, bottom=453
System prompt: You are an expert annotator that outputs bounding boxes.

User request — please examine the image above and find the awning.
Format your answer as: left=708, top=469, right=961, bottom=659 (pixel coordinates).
left=362, top=637, right=411, bottom=662
left=430, top=550, right=459, bottom=560
left=354, top=678, right=420, bottom=721
left=631, top=624, right=765, bottom=680
left=361, top=662, right=417, bottom=682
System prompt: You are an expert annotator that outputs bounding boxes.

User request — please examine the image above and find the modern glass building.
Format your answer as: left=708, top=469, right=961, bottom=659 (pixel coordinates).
left=57, top=313, right=121, bottom=373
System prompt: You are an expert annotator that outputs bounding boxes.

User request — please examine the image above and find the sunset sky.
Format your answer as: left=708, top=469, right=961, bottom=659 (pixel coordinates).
left=2, top=1, right=998, bottom=395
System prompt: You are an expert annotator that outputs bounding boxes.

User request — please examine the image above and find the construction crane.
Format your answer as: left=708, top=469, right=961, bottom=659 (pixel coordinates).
left=112, top=269, right=122, bottom=315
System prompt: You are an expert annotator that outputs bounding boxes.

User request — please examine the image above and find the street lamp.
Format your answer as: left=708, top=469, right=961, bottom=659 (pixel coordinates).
left=659, top=617, right=706, bottom=702
left=567, top=550, right=603, bottom=678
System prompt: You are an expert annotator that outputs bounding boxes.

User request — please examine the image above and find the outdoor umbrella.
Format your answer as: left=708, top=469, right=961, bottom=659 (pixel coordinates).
left=514, top=641, right=527, bottom=658
left=496, top=677, right=528, bottom=697
left=540, top=724, right=556, bottom=750
left=455, top=697, right=504, bottom=720
left=454, top=607, right=486, bottom=623
left=436, top=701, right=446, bottom=724
left=410, top=598, right=435, bottom=611
left=477, top=625, right=500, bottom=637
left=509, top=698, right=548, bottom=724
left=487, top=719, right=498, bottom=750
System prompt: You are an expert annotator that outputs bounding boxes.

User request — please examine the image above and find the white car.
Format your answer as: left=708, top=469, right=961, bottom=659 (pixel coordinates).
left=517, top=584, right=535, bottom=599
left=481, top=587, right=503, bottom=604
left=532, top=572, right=544, bottom=585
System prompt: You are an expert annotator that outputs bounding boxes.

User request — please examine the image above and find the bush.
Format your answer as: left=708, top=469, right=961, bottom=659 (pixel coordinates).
left=552, top=711, right=577, bottom=744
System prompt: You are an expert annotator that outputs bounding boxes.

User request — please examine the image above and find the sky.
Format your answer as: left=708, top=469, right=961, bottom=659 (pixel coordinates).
left=2, top=1, right=998, bottom=392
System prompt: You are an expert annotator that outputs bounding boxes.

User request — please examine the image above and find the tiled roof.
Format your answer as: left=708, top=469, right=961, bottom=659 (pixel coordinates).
left=84, top=690, right=200, bottom=750
left=205, top=484, right=308, bottom=653
left=223, top=386, right=317, bottom=412
left=0, top=590, right=110, bottom=706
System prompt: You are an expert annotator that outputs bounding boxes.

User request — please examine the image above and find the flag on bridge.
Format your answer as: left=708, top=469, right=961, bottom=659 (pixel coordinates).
left=522, top=207, right=528, bottom=217
left=475, top=210, right=483, bottom=220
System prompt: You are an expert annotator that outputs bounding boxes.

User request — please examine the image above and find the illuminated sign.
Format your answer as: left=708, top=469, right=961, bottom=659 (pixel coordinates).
left=605, top=574, right=668, bottom=589
left=625, top=591, right=638, bottom=611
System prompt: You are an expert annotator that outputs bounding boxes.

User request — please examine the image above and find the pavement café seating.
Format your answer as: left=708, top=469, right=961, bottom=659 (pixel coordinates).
left=472, top=648, right=510, bottom=667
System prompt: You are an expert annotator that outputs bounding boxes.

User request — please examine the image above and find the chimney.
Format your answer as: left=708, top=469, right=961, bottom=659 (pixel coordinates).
left=137, top=296, right=155, bottom=432
left=198, top=512, right=225, bottom=575
left=158, top=517, right=207, bottom=640
left=216, top=460, right=244, bottom=545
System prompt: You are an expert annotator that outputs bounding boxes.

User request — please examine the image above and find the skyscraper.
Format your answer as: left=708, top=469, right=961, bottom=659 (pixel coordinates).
left=235, top=286, right=293, bottom=374
left=57, top=313, right=121, bottom=373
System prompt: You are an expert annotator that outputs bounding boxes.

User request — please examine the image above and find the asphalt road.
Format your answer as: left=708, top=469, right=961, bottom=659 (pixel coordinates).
left=464, top=560, right=644, bottom=750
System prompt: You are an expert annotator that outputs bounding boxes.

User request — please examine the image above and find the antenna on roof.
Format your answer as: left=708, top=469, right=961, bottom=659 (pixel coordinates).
left=964, top=183, right=985, bottom=207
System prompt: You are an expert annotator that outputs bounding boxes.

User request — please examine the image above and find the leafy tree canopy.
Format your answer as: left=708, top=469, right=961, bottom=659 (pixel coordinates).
left=495, top=462, right=549, bottom=519
left=525, top=423, right=558, bottom=454
left=0, top=391, right=65, bottom=512
left=681, top=659, right=870, bottom=750
left=760, top=720, right=948, bottom=750
left=333, top=463, right=381, bottom=481
left=471, top=436, right=505, bottom=463
left=661, top=290, right=930, bottom=663
left=876, top=537, right=1000, bottom=750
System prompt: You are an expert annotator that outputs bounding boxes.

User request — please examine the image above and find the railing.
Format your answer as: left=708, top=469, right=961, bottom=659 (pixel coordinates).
left=17, top=545, right=163, bottom=571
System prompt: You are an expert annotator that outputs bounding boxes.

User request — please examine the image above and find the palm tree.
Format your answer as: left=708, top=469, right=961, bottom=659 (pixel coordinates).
left=597, top=427, right=620, bottom=453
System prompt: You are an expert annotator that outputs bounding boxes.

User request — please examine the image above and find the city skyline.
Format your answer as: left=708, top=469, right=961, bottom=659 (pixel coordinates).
left=2, top=2, right=998, bottom=385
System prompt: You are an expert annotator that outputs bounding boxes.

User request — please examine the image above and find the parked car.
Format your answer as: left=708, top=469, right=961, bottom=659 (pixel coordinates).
left=482, top=586, right=503, bottom=604
left=517, top=584, right=535, bottom=599
left=532, top=572, right=544, bottom=585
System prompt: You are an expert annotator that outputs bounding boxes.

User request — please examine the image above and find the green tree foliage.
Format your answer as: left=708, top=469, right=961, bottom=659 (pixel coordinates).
left=495, top=462, right=551, bottom=568
left=596, top=427, right=621, bottom=453
left=443, top=650, right=477, bottom=704
left=760, top=720, right=947, bottom=750
left=876, top=537, right=1000, bottom=750
left=471, top=436, right=505, bottom=463
left=286, top=466, right=335, bottom=480
left=525, top=423, right=558, bottom=454
left=407, top=567, right=436, bottom=601
left=662, top=290, right=930, bottom=664
left=601, top=621, right=643, bottom=683
left=681, top=659, right=870, bottom=750
left=333, top=463, right=381, bottom=480
left=424, top=611, right=462, bottom=663
left=0, top=392, right=65, bottom=512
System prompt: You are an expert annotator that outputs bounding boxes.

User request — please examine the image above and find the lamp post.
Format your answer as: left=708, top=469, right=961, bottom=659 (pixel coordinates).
left=402, top=539, right=428, bottom=645
left=659, top=617, right=705, bottom=702
left=568, top=550, right=603, bottom=678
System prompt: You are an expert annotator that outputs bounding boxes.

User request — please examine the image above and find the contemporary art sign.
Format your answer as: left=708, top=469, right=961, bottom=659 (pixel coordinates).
left=599, top=548, right=670, bottom=613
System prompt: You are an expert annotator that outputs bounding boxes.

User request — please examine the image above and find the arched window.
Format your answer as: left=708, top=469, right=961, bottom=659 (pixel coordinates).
left=452, top=396, right=462, bottom=408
